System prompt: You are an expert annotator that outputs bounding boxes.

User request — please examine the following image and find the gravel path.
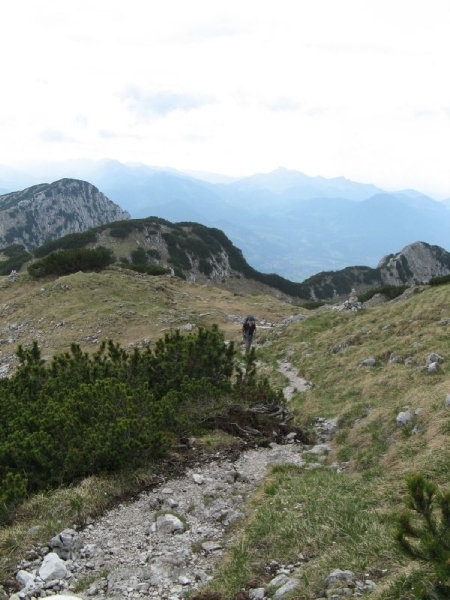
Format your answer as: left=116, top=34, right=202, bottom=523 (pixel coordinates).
left=11, top=364, right=327, bottom=600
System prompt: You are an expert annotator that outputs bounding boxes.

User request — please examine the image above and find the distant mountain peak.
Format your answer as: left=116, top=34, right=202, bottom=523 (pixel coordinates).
left=0, top=178, right=129, bottom=251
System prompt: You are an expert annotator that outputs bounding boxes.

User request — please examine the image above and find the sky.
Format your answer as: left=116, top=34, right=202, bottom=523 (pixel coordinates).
left=1, top=0, right=449, bottom=198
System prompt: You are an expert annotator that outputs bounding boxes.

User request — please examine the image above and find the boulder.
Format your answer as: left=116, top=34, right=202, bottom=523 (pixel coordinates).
left=274, top=578, right=299, bottom=597
left=15, top=570, right=35, bottom=588
left=50, top=528, right=82, bottom=559
left=326, top=569, right=355, bottom=586
left=396, top=411, right=413, bottom=426
left=38, top=552, right=68, bottom=581
left=155, top=513, right=185, bottom=534
left=359, top=357, right=376, bottom=368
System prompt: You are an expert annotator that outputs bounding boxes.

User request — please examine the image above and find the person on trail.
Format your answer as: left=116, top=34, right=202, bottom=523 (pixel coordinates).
left=242, top=315, right=256, bottom=354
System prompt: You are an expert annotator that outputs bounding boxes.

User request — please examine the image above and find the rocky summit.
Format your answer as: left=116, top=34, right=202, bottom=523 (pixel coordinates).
left=0, top=179, right=129, bottom=251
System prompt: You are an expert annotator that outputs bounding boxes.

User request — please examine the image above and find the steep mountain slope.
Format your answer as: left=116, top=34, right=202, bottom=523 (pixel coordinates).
left=2, top=161, right=448, bottom=282
left=0, top=178, right=130, bottom=251
left=5, top=204, right=450, bottom=304
left=0, top=264, right=449, bottom=599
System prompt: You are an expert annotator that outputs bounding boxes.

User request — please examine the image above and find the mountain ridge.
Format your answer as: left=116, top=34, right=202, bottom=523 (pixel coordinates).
left=2, top=161, right=449, bottom=282
left=2, top=183, right=450, bottom=303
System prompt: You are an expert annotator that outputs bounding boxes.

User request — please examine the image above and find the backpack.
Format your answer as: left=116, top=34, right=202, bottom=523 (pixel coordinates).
left=243, top=315, right=256, bottom=333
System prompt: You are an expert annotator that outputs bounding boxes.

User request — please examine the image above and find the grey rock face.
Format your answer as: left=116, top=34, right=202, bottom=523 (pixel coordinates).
left=0, top=179, right=130, bottom=251
left=378, top=241, right=450, bottom=285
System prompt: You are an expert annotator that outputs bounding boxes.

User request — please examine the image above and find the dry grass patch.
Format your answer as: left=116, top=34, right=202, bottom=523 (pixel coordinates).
left=1, top=273, right=449, bottom=597
left=203, top=466, right=404, bottom=599
left=0, top=269, right=296, bottom=374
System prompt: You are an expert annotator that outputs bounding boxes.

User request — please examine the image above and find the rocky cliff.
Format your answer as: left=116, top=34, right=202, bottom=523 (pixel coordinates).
left=378, top=241, right=450, bottom=285
left=0, top=179, right=130, bottom=251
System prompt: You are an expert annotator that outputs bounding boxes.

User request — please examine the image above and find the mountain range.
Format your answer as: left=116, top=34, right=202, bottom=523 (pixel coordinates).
left=1, top=160, right=449, bottom=282
left=1, top=179, right=450, bottom=303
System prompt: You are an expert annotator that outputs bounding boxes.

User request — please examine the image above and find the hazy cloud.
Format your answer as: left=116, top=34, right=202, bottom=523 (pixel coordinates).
left=38, top=129, right=74, bottom=143
left=414, top=109, right=436, bottom=119
left=99, top=129, right=117, bottom=139
left=75, top=115, right=89, bottom=128
left=98, top=129, right=143, bottom=140
left=184, top=22, right=246, bottom=41
left=305, top=106, right=327, bottom=117
left=183, top=133, right=211, bottom=143
left=307, top=41, right=397, bottom=56
left=266, top=97, right=302, bottom=112
left=121, top=87, right=215, bottom=119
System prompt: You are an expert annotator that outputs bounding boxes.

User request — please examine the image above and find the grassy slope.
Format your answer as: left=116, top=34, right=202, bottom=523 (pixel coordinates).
left=0, top=271, right=449, bottom=598
left=208, top=284, right=450, bottom=599
left=0, top=267, right=294, bottom=369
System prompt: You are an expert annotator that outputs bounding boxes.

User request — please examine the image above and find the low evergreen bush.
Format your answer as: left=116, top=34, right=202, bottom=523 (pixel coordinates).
left=358, top=284, right=409, bottom=303
left=0, top=327, right=281, bottom=521
left=429, top=274, right=450, bottom=286
left=33, top=231, right=98, bottom=258
left=28, top=247, right=114, bottom=278
left=396, top=474, right=450, bottom=599
left=0, top=244, right=32, bottom=275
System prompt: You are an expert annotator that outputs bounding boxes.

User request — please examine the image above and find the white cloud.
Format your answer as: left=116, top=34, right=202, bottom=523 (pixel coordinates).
left=38, top=129, right=76, bottom=143
left=120, top=87, right=215, bottom=119
left=0, top=0, right=449, bottom=198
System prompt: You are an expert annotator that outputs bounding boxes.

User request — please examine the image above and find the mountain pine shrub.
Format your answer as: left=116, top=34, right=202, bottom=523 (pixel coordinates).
left=429, top=275, right=450, bottom=286
left=396, top=474, right=450, bottom=598
left=0, top=327, right=279, bottom=521
left=0, top=244, right=32, bottom=275
left=28, top=246, right=114, bottom=277
left=358, top=284, right=409, bottom=303
left=33, top=230, right=98, bottom=258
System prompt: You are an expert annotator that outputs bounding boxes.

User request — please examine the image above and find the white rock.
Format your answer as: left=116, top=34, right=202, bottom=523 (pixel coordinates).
left=16, top=569, right=35, bottom=587
left=44, top=592, right=82, bottom=600
left=201, top=541, right=223, bottom=553
left=268, top=574, right=290, bottom=588
left=274, top=578, right=300, bottom=597
left=249, top=588, right=266, bottom=599
left=396, top=411, right=413, bottom=426
left=359, top=357, right=376, bottom=367
left=326, top=569, right=354, bottom=585
left=426, top=353, right=443, bottom=365
left=155, top=513, right=185, bottom=534
left=38, top=552, right=68, bottom=581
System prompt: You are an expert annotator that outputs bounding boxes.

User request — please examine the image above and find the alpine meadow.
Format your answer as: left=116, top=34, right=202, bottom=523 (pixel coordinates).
left=2, top=1, right=450, bottom=597
left=0, top=250, right=449, bottom=598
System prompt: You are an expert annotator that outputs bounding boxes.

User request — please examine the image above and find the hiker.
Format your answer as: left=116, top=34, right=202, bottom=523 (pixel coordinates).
left=242, top=315, right=256, bottom=354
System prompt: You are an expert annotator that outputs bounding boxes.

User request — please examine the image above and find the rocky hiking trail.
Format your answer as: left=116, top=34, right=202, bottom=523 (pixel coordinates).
left=7, top=364, right=372, bottom=600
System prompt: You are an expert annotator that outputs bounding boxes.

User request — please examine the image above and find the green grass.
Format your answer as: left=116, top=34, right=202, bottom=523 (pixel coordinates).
left=199, top=284, right=450, bottom=598
left=208, top=466, right=403, bottom=598
left=0, top=273, right=449, bottom=598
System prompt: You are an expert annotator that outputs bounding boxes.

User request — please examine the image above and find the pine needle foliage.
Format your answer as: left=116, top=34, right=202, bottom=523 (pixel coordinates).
left=0, top=327, right=277, bottom=522
left=396, top=474, right=450, bottom=598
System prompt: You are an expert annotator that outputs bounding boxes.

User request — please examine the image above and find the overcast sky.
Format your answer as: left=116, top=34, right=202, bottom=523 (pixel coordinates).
left=1, top=0, right=449, bottom=198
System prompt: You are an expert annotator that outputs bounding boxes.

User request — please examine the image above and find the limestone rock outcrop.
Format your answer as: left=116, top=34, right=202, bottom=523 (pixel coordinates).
left=0, top=179, right=130, bottom=251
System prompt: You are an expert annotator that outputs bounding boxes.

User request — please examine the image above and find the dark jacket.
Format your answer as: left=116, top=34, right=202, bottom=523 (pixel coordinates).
left=243, top=319, right=256, bottom=336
